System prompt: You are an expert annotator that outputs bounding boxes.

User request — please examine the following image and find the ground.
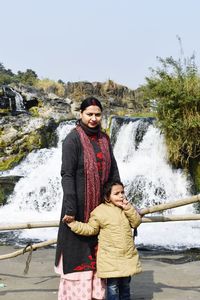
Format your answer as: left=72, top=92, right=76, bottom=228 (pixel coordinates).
left=0, top=246, right=200, bottom=300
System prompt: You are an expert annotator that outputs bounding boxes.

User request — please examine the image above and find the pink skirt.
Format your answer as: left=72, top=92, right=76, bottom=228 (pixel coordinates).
left=55, top=255, right=106, bottom=300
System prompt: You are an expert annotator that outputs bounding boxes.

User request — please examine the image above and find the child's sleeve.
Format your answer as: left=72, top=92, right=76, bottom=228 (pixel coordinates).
left=68, top=213, right=100, bottom=236
left=124, top=205, right=142, bottom=228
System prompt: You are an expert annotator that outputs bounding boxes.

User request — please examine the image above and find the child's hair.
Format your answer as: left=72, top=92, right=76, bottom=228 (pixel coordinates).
left=103, top=181, right=124, bottom=203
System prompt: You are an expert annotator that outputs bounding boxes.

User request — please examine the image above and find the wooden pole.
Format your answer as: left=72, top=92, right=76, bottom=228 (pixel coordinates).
left=0, top=221, right=59, bottom=231
left=0, top=239, right=57, bottom=260
left=1, top=214, right=200, bottom=261
left=0, top=195, right=200, bottom=261
left=0, top=213, right=200, bottom=232
left=142, top=214, right=200, bottom=223
left=0, top=194, right=199, bottom=231
left=140, top=194, right=200, bottom=215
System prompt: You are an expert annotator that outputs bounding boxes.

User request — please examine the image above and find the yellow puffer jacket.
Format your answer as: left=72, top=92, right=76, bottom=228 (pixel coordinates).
left=68, top=202, right=142, bottom=278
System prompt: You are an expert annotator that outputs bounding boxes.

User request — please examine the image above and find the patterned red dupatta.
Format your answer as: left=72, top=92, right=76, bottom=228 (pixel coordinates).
left=76, top=125, right=111, bottom=221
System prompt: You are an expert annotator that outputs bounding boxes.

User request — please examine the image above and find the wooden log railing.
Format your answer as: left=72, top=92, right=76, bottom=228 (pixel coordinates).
left=0, top=239, right=57, bottom=260
left=0, top=194, right=200, bottom=260
left=0, top=221, right=59, bottom=231
left=142, top=214, right=200, bottom=222
left=1, top=213, right=200, bottom=233
left=139, top=193, right=200, bottom=215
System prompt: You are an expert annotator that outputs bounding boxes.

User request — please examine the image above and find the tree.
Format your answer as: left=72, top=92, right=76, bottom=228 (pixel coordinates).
left=16, top=69, right=38, bottom=86
left=58, top=79, right=65, bottom=84
left=0, top=62, right=5, bottom=73
left=0, top=62, right=14, bottom=85
left=142, top=54, right=200, bottom=168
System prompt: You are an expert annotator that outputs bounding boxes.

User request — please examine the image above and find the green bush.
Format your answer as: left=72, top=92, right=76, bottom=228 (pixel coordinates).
left=142, top=54, right=200, bottom=167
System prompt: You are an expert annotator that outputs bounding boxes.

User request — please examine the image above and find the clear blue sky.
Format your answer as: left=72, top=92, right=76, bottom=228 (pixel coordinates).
left=0, top=0, right=200, bottom=89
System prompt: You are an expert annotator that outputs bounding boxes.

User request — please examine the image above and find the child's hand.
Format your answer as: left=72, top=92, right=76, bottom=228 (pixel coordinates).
left=121, top=199, right=132, bottom=210
left=62, top=215, right=75, bottom=224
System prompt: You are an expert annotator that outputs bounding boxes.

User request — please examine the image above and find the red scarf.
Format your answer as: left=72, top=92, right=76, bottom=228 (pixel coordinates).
left=76, top=126, right=111, bottom=221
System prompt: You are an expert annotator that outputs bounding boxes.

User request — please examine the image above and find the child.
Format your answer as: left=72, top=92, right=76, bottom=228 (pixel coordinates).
left=67, top=181, right=142, bottom=300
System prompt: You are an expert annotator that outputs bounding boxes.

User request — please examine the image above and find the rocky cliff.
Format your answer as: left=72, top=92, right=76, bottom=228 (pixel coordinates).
left=0, top=80, right=147, bottom=171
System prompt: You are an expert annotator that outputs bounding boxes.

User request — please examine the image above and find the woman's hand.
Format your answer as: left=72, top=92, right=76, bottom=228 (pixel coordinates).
left=62, top=215, right=75, bottom=224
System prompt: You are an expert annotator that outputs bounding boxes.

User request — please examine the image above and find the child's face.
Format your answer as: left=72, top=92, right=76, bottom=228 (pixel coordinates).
left=109, top=184, right=125, bottom=207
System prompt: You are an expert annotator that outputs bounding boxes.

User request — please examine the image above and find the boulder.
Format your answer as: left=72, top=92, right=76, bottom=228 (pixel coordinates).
left=0, top=175, right=22, bottom=205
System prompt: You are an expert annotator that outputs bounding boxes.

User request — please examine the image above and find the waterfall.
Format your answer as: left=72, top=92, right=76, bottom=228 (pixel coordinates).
left=0, top=118, right=200, bottom=250
left=111, top=117, right=192, bottom=207
left=2, top=86, right=26, bottom=112
left=111, top=117, right=200, bottom=250
left=12, top=89, right=26, bottom=112
left=0, top=121, right=76, bottom=244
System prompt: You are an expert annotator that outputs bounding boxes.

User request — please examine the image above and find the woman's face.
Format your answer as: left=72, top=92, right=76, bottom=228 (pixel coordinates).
left=80, top=105, right=102, bottom=128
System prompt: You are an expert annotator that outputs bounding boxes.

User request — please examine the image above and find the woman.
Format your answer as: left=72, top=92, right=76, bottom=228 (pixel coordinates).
left=55, top=97, right=120, bottom=300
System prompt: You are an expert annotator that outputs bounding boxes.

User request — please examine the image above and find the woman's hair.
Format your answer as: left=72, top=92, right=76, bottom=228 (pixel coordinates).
left=80, top=97, right=103, bottom=112
left=103, top=181, right=124, bottom=203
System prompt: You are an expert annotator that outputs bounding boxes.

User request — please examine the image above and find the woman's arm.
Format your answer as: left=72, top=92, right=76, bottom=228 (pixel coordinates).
left=61, top=131, right=79, bottom=217
left=108, top=141, right=121, bottom=182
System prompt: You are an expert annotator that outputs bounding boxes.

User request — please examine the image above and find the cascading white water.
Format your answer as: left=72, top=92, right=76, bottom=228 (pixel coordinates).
left=0, top=121, right=76, bottom=243
left=10, top=87, right=26, bottom=112
left=111, top=117, right=200, bottom=250
left=0, top=118, right=200, bottom=249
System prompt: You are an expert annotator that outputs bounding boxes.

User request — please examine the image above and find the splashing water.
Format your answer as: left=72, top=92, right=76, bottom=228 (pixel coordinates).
left=112, top=118, right=200, bottom=250
left=0, top=118, right=200, bottom=249
left=0, top=121, right=75, bottom=244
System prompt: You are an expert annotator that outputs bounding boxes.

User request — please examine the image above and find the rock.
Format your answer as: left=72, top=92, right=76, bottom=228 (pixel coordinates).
left=0, top=175, right=22, bottom=205
left=0, top=115, right=59, bottom=170
left=0, top=81, right=148, bottom=171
